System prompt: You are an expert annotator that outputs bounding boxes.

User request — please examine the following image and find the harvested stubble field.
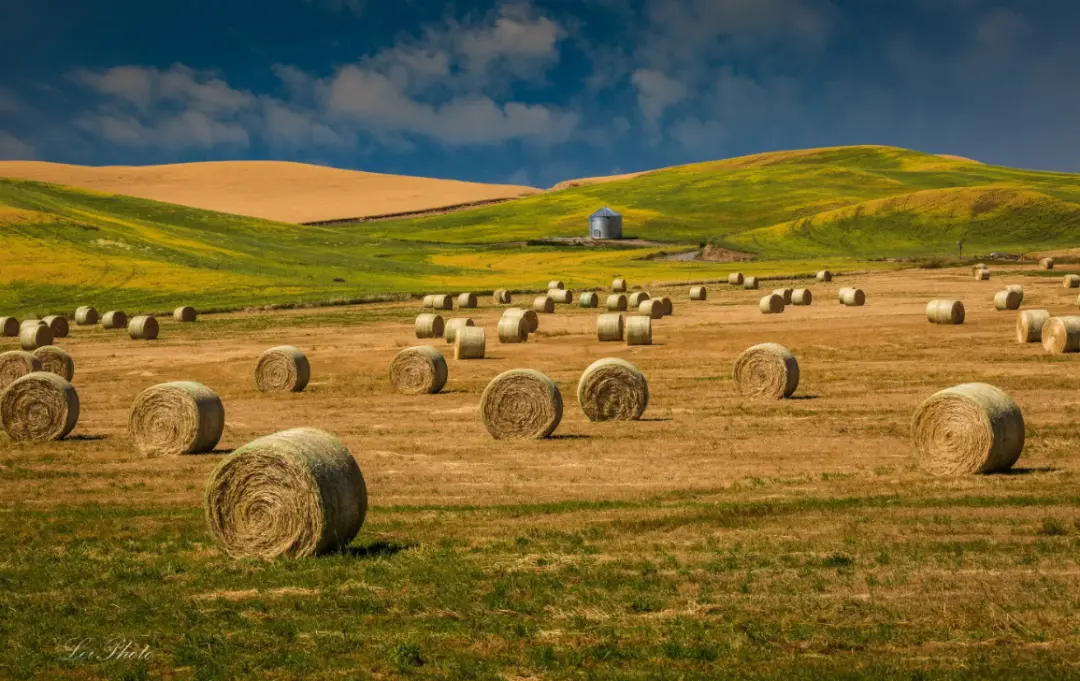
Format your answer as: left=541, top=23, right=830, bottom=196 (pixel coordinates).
left=2, top=266, right=1080, bottom=680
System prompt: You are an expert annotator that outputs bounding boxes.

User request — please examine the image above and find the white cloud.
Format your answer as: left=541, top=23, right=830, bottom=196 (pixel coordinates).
left=0, top=132, right=36, bottom=160
left=631, top=69, right=687, bottom=123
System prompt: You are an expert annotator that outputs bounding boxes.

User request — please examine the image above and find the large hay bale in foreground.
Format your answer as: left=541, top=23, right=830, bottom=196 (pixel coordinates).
left=689, top=286, right=707, bottom=301
left=612, top=278, right=627, bottom=293
left=1016, top=309, right=1051, bottom=343
left=817, top=270, right=833, bottom=282
left=444, top=318, right=475, bottom=344
left=772, top=288, right=794, bottom=304
left=74, top=307, right=98, bottom=326
left=791, top=289, right=812, bottom=306
left=1064, top=275, right=1080, bottom=289
left=389, top=346, right=447, bottom=394
left=174, top=306, right=197, bottom=323
left=1, top=372, right=79, bottom=441
left=607, top=294, right=628, bottom=311
left=129, top=381, right=225, bottom=456
left=457, top=292, right=478, bottom=309
left=0, top=317, right=18, bottom=337
left=1006, top=284, right=1024, bottom=303
left=728, top=272, right=744, bottom=286
left=597, top=314, right=624, bottom=342
left=128, top=315, right=159, bottom=340
left=431, top=294, right=454, bottom=311
left=205, top=428, right=367, bottom=559
left=548, top=280, right=564, bottom=291
left=994, top=290, right=1021, bottom=311
left=911, top=383, right=1024, bottom=475
left=1042, top=316, right=1080, bottom=354
left=503, top=307, right=538, bottom=332
left=480, top=369, right=562, bottom=440
left=415, top=313, right=445, bottom=339
left=548, top=289, right=573, bottom=304
left=19, top=323, right=52, bottom=351
left=733, top=343, right=799, bottom=399
left=579, top=292, right=599, bottom=308
left=743, top=277, right=759, bottom=290
left=497, top=315, right=528, bottom=343
left=0, top=351, right=41, bottom=390
left=759, top=294, right=784, bottom=314
left=255, top=346, right=310, bottom=393
left=577, top=358, right=648, bottom=422
left=493, top=289, right=512, bottom=305
left=975, top=268, right=990, bottom=281
left=101, top=311, right=127, bottom=330
left=840, top=288, right=866, bottom=306
left=533, top=296, right=555, bottom=314
left=454, top=327, right=486, bottom=360
left=626, top=315, right=652, bottom=346
left=42, top=315, right=69, bottom=338
left=32, top=346, right=75, bottom=382
left=1040, top=257, right=1055, bottom=270
left=628, top=291, right=650, bottom=308
left=639, top=299, right=664, bottom=319
left=926, top=300, right=965, bottom=325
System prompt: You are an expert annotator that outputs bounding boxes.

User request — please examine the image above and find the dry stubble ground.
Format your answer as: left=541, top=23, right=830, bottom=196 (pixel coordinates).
left=2, top=266, right=1080, bottom=680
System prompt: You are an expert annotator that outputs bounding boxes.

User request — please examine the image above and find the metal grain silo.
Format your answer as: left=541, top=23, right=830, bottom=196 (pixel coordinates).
left=589, top=206, right=623, bottom=240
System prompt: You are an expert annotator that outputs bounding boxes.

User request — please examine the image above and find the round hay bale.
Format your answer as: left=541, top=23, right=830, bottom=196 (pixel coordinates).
left=728, top=272, right=744, bottom=286
left=733, top=343, right=799, bottom=400
left=816, top=270, right=833, bottom=282
left=0, top=351, right=42, bottom=390
left=597, top=313, right=624, bottom=342
left=626, top=315, right=652, bottom=346
left=548, top=289, right=573, bottom=305
left=743, top=277, right=759, bottom=290
left=659, top=296, right=673, bottom=316
left=612, top=278, right=627, bottom=293
left=493, top=289, right=512, bottom=305
left=533, top=296, right=555, bottom=314
left=580, top=292, right=599, bottom=308
left=759, top=294, right=785, bottom=314
left=255, top=346, right=310, bottom=393
left=454, top=326, right=486, bottom=360
left=101, top=310, right=128, bottom=330
left=457, top=292, right=478, bottom=309
left=1016, top=309, right=1050, bottom=343
left=994, top=289, right=1021, bottom=311
left=1, top=372, right=79, bottom=441
left=444, top=317, right=475, bottom=344
left=1042, top=316, right=1080, bottom=354
left=42, top=315, right=69, bottom=338
left=503, top=307, right=538, bottom=333
left=205, top=427, right=367, bottom=559
left=1040, top=257, right=1055, bottom=270
left=0, top=317, right=18, bottom=337
left=548, top=280, right=565, bottom=290
left=431, top=294, right=453, bottom=311
left=689, top=286, right=707, bottom=301
left=389, top=346, right=447, bottom=394
left=415, top=313, right=444, bottom=339
left=129, top=381, right=225, bottom=456
left=639, top=299, right=664, bottom=319
left=1006, top=284, right=1024, bottom=303
left=480, top=369, right=562, bottom=440
left=19, top=323, right=52, bottom=351
left=911, top=383, right=1024, bottom=475
left=926, top=300, right=965, bottom=325
left=74, top=306, right=98, bottom=326
left=497, top=315, right=528, bottom=343
left=628, top=291, right=650, bottom=308
left=422, top=294, right=435, bottom=308
left=772, top=288, right=794, bottom=305
left=21, top=319, right=45, bottom=331
left=606, top=294, right=628, bottom=311
left=32, top=346, right=74, bottom=382
left=975, top=268, right=991, bottom=281
left=577, top=358, right=648, bottom=422
left=791, top=289, right=812, bottom=306
left=173, top=306, right=197, bottom=323
left=840, top=288, right=866, bottom=306
left=128, top=315, right=159, bottom=341
left=1064, top=275, right=1080, bottom=289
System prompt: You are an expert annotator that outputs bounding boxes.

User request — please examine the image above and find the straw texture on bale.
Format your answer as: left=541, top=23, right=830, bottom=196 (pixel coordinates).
left=19, top=323, right=52, bottom=351
left=255, top=346, right=310, bottom=393
left=840, top=288, right=866, bottom=306
left=454, top=326, right=486, bottom=360
left=772, top=288, right=794, bottom=304
left=548, top=289, right=573, bottom=304
left=743, top=277, right=759, bottom=290
left=1006, top=284, right=1024, bottom=303
left=994, top=290, right=1021, bottom=311
left=497, top=315, right=528, bottom=343
left=457, top=292, right=478, bottom=309
left=443, top=318, right=475, bottom=344
left=1040, top=257, right=1055, bottom=270
left=975, top=268, right=990, bottom=281
left=759, top=294, right=784, bottom=314
left=817, top=270, right=833, bottom=282
left=19, top=320, right=44, bottom=332
left=388, top=346, right=447, bottom=394
left=1064, top=275, right=1080, bottom=289
left=414, top=313, right=445, bottom=339
left=596, top=314, right=624, bottom=342
left=0, top=351, right=41, bottom=390
left=791, top=289, right=812, bottom=306
left=689, top=286, right=707, bottom=301
left=174, top=306, right=197, bottom=323
left=639, top=299, right=664, bottom=319
left=626, top=315, right=652, bottom=346
left=606, top=294, right=628, bottom=311
left=577, top=358, right=648, bottom=422
left=480, top=369, right=562, bottom=440
left=911, top=383, right=1024, bottom=475
left=493, top=289, right=512, bottom=305
left=1, top=372, right=79, bottom=441
left=728, top=273, right=744, bottom=285
left=0, top=317, right=18, bottom=337
left=733, top=343, right=799, bottom=400
left=42, top=315, right=69, bottom=338
left=422, top=294, right=435, bottom=308
left=101, top=310, right=127, bottom=330
left=628, top=291, right=650, bottom=307
left=129, top=381, right=225, bottom=456
left=926, top=299, right=965, bottom=325
left=579, top=292, right=599, bottom=308
left=205, top=428, right=367, bottom=559
left=548, top=280, right=564, bottom=290
left=503, top=307, right=538, bottom=332
left=612, top=278, right=627, bottom=293
left=1016, top=309, right=1051, bottom=343
left=128, top=315, right=159, bottom=340
left=32, top=346, right=74, bottom=382
left=431, top=294, right=453, bottom=311
left=972, top=263, right=987, bottom=273
left=1042, top=316, right=1080, bottom=354
left=75, top=306, right=98, bottom=326
left=533, top=296, right=555, bottom=314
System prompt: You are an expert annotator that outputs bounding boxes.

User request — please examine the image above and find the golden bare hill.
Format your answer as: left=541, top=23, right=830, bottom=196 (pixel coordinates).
left=0, top=160, right=539, bottom=224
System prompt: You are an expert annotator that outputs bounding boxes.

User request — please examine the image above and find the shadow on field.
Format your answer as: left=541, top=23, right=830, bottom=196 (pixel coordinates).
left=548, top=434, right=590, bottom=441
left=68, top=434, right=107, bottom=441
left=344, top=540, right=415, bottom=559
left=789, top=395, right=820, bottom=400
left=639, top=418, right=674, bottom=423
left=998, top=467, right=1059, bottom=476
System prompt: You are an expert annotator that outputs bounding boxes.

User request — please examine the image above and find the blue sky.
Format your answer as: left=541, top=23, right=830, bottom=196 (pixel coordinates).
left=1, top=0, right=1078, bottom=186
